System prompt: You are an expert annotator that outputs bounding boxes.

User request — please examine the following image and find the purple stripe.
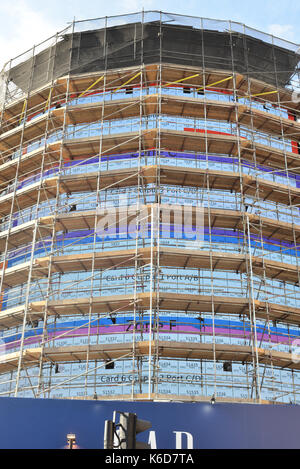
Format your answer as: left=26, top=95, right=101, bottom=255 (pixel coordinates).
left=1, top=325, right=295, bottom=354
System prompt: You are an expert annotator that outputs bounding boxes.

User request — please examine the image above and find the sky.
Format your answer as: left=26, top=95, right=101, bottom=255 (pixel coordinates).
left=0, top=0, right=300, bottom=70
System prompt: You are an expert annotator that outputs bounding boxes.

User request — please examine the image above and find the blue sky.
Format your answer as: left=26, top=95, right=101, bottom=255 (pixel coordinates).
left=0, top=0, right=300, bottom=68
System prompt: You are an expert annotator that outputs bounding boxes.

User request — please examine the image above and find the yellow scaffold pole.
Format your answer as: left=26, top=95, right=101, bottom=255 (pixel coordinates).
left=78, top=74, right=105, bottom=98
left=163, top=73, right=200, bottom=87
left=43, top=87, right=53, bottom=113
left=19, top=99, right=27, bottom=125
left=112, top=71, right=142, bottom=94
left=196, top=75, right=233, bottom=92
left=244, top=90, right=278, bottom=99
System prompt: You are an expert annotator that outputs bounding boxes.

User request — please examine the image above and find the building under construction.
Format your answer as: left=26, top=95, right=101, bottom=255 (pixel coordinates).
left=1, top=11, right=300, bottom=405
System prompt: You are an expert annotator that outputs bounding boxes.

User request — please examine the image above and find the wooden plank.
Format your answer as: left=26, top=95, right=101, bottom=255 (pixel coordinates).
left=2, top=128, right=300, bottom=183
left=1, top=95, right=300, bottom=154
left=1, top=164, right=299, bottom=217
left=1, top=205, right=300, bottom=253
left=1, top=290, right=300, bottom=330
left=1, top=247, right=300, bottom=288
left=0, top=340, right=299, bottom=374
left=2, top=62, right=299, bottom=135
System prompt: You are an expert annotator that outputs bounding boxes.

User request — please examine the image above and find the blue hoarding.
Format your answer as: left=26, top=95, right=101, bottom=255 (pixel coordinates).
left=0, top=397, right=300, bottom=449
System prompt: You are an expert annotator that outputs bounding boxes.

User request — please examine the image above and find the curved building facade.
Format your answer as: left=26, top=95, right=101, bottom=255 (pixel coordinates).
left=1, top=11, right=300, bottom=404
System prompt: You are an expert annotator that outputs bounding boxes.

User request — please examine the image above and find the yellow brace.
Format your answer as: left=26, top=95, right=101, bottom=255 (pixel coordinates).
left=19, top=99, right=27, bottom=125
left=245, top=90, right=278, bottom=99
left=112, top=71, right=142, bottom=94
left=196, top=75, right=233, bottom=92
left=43, top=87, right=53, bottom=113
left=78, top=74, right=105, bottom=99
left=163, top=73, right=200, bottom=87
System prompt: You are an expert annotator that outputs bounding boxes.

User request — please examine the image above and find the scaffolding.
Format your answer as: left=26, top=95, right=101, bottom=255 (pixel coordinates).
left=0, top=11, right=300, bottom=404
